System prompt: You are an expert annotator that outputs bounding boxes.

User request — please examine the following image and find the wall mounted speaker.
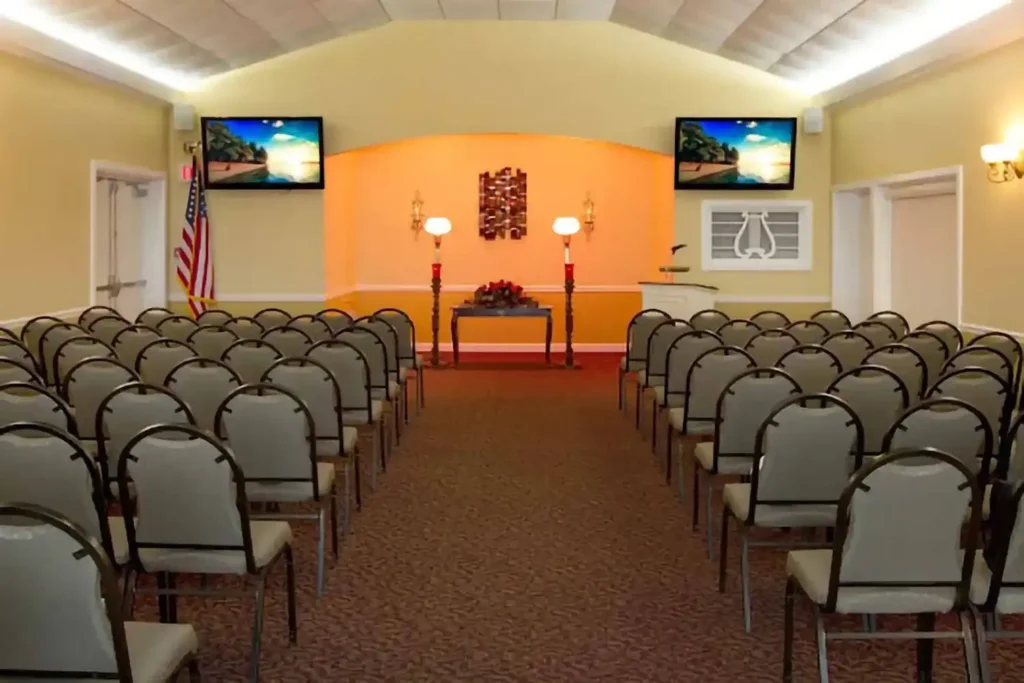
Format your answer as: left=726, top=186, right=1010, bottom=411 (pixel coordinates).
left=173, top=104, right=196, bottom=132
left=803, top=107, right=824, bottom=135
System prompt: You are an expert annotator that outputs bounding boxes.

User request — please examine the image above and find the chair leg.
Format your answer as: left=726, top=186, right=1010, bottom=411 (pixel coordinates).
left=354, top=452, right=363, bottom=512
left=315, top=507, right=326, bottom=598
left=665, top=425, right=673, bottom=484
left=635, top=383, right=642, bottom=430
left=815, top=607, right=830, bottom=683
left=916, top=613, right=936, bottom=683
left=284, top=545, right=298, bottom=645
left=344, top=461, right=353, bottom=533
left=717, top=504, right=729, bottom=593
left=167, top=573, right=178, bottom=623
left=403, top=381, right=410, bottom=424
left=705, top=478, right=715, bottom=559
left=783, top=578, right=797, bottom=683
left=330, top=485, right=339, bottom=560
left=369, top=426, right=379, bottom=491
left=187, top=656, right=202, bottom=683
left=120, top=568, right=136, bottom=618
left=419, top=366, right=425, bottom=409
left=156, top=573, right=168, bottom=623
left=691, top=467, right=701, bottom=530
left=248, top=578, right=267, bottom=683
left=972, top=608, right=992, bottom=683
left=740, top=529, right=752, bottom=633
left=960, top=611, right=982, bottom=683
left=677, top=440, right=687, bottom=505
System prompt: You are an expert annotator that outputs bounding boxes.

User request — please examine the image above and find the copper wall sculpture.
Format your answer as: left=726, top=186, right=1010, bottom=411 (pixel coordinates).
left=478, top=167, right=527, bottom=240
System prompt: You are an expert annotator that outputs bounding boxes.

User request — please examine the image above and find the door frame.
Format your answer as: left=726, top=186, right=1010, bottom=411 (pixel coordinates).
left=89, top=160, right=168, bottom=310
left=831, top=165, right=963, bottom=325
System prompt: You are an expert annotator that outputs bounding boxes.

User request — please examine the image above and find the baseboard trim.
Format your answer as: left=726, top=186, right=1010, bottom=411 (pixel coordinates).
left=0, top=306, right=87, bottom=328
left=414, top=342, right=624, bottom=353
left=962, top=323, right=1024, bottom=339
left=168, top=293, right=327, bottom=303
left=358, top=284, right=638, bottom=293
left=715, top=295, right=831, bottom=304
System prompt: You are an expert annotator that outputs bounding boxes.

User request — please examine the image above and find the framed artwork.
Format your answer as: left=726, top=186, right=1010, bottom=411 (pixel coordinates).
left=479, top=167, right=527, bottom=240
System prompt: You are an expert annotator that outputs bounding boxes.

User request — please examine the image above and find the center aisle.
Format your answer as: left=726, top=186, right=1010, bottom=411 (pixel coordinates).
left=196, top=358, right=978, bottom=682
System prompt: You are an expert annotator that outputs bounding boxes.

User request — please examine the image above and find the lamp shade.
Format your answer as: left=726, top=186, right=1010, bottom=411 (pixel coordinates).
left=424, top=217, right=452, bottom=237
left=552, top=217, right=581, bottom=236
left=981, top=143, right=1017, bottom=164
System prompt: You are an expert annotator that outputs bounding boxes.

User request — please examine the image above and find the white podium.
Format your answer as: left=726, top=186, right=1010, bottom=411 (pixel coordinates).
left=639, top=281, right=718, bottom=320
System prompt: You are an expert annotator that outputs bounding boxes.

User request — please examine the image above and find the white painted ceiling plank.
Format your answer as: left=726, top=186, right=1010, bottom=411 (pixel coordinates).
left=556, top=0, right=617, bottom=21
left=499, top=0, right=557, bottom=21
left=440, top=0, right=500, bottom=19
left=379, top=0, right=445, bottom=20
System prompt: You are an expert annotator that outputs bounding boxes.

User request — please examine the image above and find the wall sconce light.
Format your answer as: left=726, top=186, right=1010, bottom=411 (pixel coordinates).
left=981, top=143, right=1024, bottom=183
left=582, top=192, right=596, bottom=237
left=411, top=191, right=425, bottom=234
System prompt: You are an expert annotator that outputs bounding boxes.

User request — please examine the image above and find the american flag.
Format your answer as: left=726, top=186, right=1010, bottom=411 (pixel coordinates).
left=175, top=156, right=214, bottom=317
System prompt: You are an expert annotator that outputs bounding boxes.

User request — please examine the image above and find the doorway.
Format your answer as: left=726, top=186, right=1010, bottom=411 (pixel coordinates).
left=90, top=162, right=167, bottom=322
left=831, top=167, right=962, bottom=326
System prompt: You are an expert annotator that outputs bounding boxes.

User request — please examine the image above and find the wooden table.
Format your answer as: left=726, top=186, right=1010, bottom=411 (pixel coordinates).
left=450, top=305, right=553, bottom=366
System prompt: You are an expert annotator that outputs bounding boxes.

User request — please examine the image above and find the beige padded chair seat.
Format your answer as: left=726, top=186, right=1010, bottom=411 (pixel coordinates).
left=723, top=483, right=837, bottom=527
left=787, top=549, right=957, bottom=614
left=138, top=521, right=292, bottom=574
left=667, top=408, right=715, bottom=435
left=124, top=621, right=198, bottom=683
left=400, top=355, right=424, bottom=369
left=342, top=401, right=383, bottom=426
left=108, top=516, right=130, bottom=565
left=694, top=441, right=752, bottom=475
left=653, top=387, right=687, bottom=408
left=246, top=462, right=335, bottom=503
left=370, top=382, right=402, bottom=401
left=970, top=554, right=1024, bottom=613
left=313, top=427, right=359, bottom=457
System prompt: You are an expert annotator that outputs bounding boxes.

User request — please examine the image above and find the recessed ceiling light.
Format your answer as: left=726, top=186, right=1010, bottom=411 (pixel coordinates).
left=795, top=0, right=1010, bottom=95
left=0, top=0, right=202, bottom=91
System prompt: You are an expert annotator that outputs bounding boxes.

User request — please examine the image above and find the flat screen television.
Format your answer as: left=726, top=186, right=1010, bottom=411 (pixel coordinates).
left=201, top=116, right=325, bottom=190
left=674, top=117, right=797, bottom=190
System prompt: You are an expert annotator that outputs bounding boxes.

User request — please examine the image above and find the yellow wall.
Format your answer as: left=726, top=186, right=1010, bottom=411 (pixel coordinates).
left=0, top=53, right=168, bottom=321
left=831, top=38, right=1024, bottom=332
left=176, top=21, right=830, bottom=303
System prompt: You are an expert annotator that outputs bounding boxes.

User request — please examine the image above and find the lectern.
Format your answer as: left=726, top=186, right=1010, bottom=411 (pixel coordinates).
left=639, top=244, right=718, bottom=318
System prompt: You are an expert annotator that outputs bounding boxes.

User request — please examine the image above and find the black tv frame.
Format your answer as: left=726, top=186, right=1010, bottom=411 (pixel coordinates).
left=200, top=116, right=326, bottom=191
left=673, top=117, right=797, bottom=191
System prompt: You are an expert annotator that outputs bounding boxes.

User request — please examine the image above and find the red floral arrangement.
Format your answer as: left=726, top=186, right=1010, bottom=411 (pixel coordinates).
left=466, top=279, right=539, bottom=308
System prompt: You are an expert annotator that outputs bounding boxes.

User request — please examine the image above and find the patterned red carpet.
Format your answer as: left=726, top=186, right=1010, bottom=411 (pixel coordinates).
left=150, top=357, right=1019, bottom=681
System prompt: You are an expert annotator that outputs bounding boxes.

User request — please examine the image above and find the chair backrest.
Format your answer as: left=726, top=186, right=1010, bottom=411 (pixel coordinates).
left=968, top=331, right=1022, bottom=378
left=679, top=346, right=755, bottom=433
left=61, top=358, right=138, bottom=440
left=883, top=397, right=993, bottom=476
left=78, top=306, right=122, bottom=329
left=827, top=365, right=909, bottom=455
left=195, top=308, right=232, bottom=327
left=96, top=382, right=195, bottom=486
left=1001, top=414, right=1024, bottom=484
left=135, top=306, right=174, bottom=328
left=253, top=307, right=292, bottom=329
left=0, top=503, right=132, bottom=679
left=135, top=338, right=196, bottom=386
left=20, top=315, right=64, bottom=362
left=712, top=368, right=802, bottom=468
left=0, top=338, right=37, bottom=374
left=223, top=315, right=265, bottom=340
left=942, top=346, right=1015, bottom=388
left=852, top=320, right=897, bottom=348
left=262, top=357, right=343, bottom=439
left=822, top=448, right=980, bottom=613
left=110, top=324, right=160, bottom=370
left=164, top=358, right=243, bottom=433
left=0, top=358, right=42, bottom=386
left=307, top=340, right=372, bottom=412
left=187, top=325, right=240, bottom=360
left=916, top=320, right=963, bottom=355
left=0, top=423, right=110, bottom=553
left=261, top=326, right=313, bottom=358
left=355, top=317, right=399, bottom=379
left=863, top=343, right=928, bottom=400
left=39, top=323, right=86, bottom=383
left=821, top=330, right=873, bottom=371
left=689, top=309, right=729, bottom=332
left=316, top=308, right=354, bottom=333
left=155, top=315, right=199, bottom=344
left=375, top=309, right=417, bottom=365
left=663, top=331, right=722, bottom=402
left=215, top=384, right=321, bottom=493
left=927, top=368, right=1010, bottom=447
left=336, top=327, right=389, bottom=393
left=716, top=319, right=761, bottom=349
left=746, top=394, right=863, bottom=523
left=86, top=315, right=130, bottom=346
left=809, top=309, right=852, bottom=335
left=866, top=310, right=910, bottom=338
left=288, top=314, right=333, bottom=343
left=0, top=383, right=75, bottom=433
left=786, top=320, right=829, bottom=345
left=644, top=319, right=692, bottom=380
left=119, top=424, right=258, bottom=574
left=624, top=310, right=670, bottom=365
left=744, top=329, right=799, bottom=367
left=749, top=310, right=790, bottom=330
left=978, top=480, right=1024, bottom=611
left=776, top=344, right=842, bottom=393
left=899, top=330, right=949, bottom=386
left=221, top=339, right=283, bottom=384
left=0, top=326, right=15, bottom=340
left=53, top=336, right=115, bottom=390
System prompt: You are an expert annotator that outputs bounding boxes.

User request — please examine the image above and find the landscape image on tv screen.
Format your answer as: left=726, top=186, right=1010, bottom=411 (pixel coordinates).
left=202, top=117, right=325, bottom=190
left=674, top=118, right=796, bottom=190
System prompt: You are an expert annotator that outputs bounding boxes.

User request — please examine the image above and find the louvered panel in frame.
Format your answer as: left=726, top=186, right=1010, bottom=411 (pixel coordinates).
left=702, top=200, right=812, bottom=271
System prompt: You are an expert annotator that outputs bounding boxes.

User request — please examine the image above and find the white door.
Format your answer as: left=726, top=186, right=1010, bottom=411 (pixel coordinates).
left=890, top=192, right=958, bottom=329
left=94, top=179, right=149, bottom=321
